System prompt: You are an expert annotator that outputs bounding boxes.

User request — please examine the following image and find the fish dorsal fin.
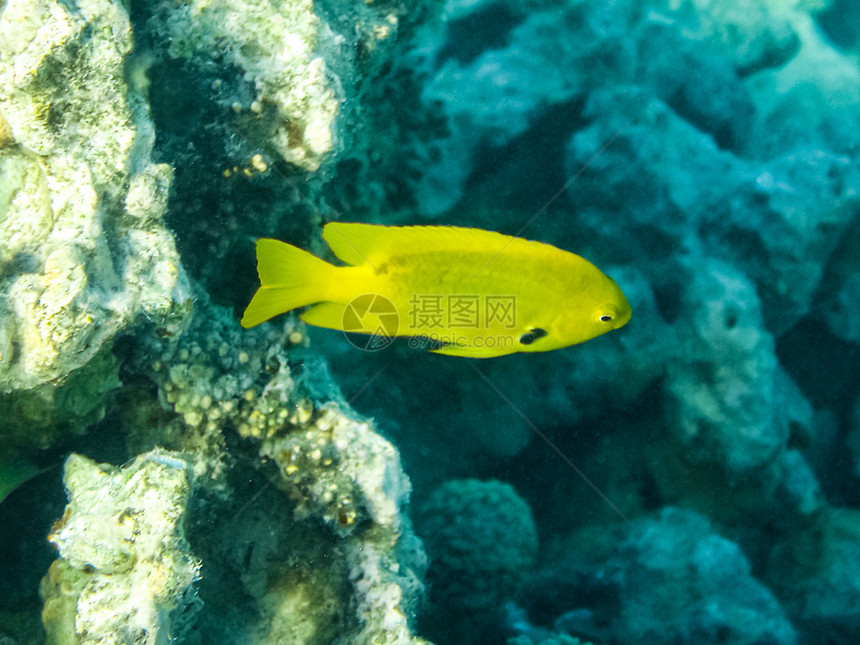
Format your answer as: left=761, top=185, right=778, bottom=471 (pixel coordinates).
left=322, top=222, right=523, bottom=266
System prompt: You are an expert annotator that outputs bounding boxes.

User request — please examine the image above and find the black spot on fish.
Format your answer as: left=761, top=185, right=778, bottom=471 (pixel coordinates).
left=519, top=328, right=547, bottom=345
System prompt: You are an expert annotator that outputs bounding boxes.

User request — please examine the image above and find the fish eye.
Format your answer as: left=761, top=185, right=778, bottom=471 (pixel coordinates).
left=519, top=327, right=547, bottom=345
left=598, top=304, right=619, bottom=323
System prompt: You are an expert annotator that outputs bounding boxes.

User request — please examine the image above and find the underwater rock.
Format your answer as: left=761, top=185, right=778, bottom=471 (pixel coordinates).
left=822, top=270, right=860, bottom=345
left=504, top=596, right=596, bottom=645
left=411, top=0, right=808, bottom=218
left=647, top=259, right=827, bottom=522
left=767, top=507, right=860, bottom=643
left=410, top=0, right=857, bottom=332
left=566, top=88, right=859, bottom=336
left=748, top=3, right=860, bottom=157
left=635, top=16, right=756, bottom=152
left=414, top=0, right=637, bottom=216
left=663, top=260, right=782, bottom=477
left=0, top=0, right=192, bottom=439
left=723, top=149, right=860, bottom=334
left=609, top=508, right=797, bottom=644
left=771, top=448, right=824, bottom=525
left=650, top=0, right=800, bottom=76
left=522, top=507, right=797, bottom=645
left=42, top=450, right=200, bottom=645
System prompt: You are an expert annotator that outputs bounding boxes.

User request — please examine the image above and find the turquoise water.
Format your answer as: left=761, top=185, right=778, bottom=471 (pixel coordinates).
left=1, top=0, right=859, bottom=643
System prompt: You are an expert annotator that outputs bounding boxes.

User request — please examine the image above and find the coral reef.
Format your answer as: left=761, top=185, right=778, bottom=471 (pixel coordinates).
left=41, top=450, right=200, bottom=645
left=144, top=0, right=337, bottom=173
left=128, top=0, right=427, bottom=304
left=0, top=0, right=191, bottom=442
left=766, top=507, right=860, bottom=642
left=519, top=508, right=798, bottom=645
left=663, top=261, right=783, bottom=476
left=1, top=0, right=859, bottom=642
left=414, top=0, right=638, bottom=217
left=312, top=0, right=860, bottom=642
left=119, top=294, right=428, bottom=643
left=1, top=0, right=429, bottom=639
left=604, top=508, right=797, bottom=644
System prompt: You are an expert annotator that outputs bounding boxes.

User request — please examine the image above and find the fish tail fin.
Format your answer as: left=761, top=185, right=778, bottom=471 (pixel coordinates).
left=240, top=238, right=336, bottom=329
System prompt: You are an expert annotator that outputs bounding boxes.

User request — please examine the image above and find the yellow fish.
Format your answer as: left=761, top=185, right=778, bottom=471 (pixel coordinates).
left=240, top=223, right=631, bottom=358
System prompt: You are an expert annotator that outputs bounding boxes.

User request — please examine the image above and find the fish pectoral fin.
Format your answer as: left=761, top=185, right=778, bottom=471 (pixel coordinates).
left=302, top=299, right=400, bottom=338
left=300, top=302, right=348, bottom=331
left=241, top=286, right=313, bottom=329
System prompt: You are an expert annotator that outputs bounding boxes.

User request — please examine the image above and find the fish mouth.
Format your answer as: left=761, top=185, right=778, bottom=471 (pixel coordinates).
left=605, top=275, right=632, bottom=329
left=615, top=299, right=632, bottom=328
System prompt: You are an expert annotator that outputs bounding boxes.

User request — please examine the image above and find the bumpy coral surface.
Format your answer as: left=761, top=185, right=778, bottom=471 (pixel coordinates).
left=144, top=0, right=338, bottom=173
left=418, top=479, right=537, bottom=611
left=0, top=0, right=191, bottom=442
left=42, top=450, right=200, bottom=644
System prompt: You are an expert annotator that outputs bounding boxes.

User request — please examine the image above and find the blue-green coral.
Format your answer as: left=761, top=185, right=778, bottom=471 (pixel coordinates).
left=418, top=479, right=537, bottom=611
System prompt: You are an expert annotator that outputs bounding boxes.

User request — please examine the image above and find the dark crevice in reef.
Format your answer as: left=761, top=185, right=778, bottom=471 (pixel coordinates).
left=449, top=98, right=589, bottom=226
left=435, top=4, right=522, bottom=66
left=777, top=317, right=860, bottom=506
